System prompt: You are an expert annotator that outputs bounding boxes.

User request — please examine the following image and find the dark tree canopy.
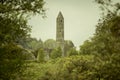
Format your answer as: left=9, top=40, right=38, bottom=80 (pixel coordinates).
left=0, top=0, right=45, bottom=79
left=0, top=0, right=45, bottom=14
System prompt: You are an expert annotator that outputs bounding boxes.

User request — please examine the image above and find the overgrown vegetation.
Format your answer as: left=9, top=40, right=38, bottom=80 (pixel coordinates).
left=0, top=0, right=120, bottom=80
left=0, top=0, right=45, bottom=79
left=22, top=0, right=120, bottom=80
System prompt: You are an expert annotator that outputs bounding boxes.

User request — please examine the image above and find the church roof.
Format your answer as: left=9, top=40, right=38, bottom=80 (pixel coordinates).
left=57, top=11, right=64, bottom=18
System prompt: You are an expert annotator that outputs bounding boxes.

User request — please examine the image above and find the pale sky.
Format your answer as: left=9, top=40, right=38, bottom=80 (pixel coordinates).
left=28, top=0, right=101, bottom=49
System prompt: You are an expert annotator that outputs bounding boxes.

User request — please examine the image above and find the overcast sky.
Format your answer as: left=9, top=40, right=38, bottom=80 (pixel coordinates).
left=28, top=0, right=101, bottom=49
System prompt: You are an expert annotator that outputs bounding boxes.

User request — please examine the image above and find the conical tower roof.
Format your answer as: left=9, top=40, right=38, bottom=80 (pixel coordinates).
left=57, top=11, right=64, bottom=19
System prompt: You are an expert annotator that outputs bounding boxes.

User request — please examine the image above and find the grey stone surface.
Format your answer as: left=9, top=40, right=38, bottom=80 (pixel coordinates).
left=56, top=12, right=65, bottom=57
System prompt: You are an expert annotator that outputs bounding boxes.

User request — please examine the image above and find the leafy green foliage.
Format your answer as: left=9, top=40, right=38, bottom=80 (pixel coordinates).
left=18, top=37, right=43, bottom=50
left=44, top=39, right=57, bottom=49
left=21, top=54, right=120, bottom=80
left=1, top=0, right=120, bottom=80
left=22, top=55, right=95, bottom=80
left=80, top=40, right=95, bottom=55
left=0, top=0, right=45, bottom=15
left=25, top=55, right=120, bottom=80
left=0, top=0, right=45, bottom=79
left=50, top=47, right=62, bottom=59
left=0, top=43, right=25, bottom=80
left=80, top=0, right=120, bottom=55
left=37, top=49, right=45, bottom=62
left=67, top=48, right=78, bottom=56
left=0, top=0, right=45, bottom=45
left=0, top=15, right=30, bottom=45
left=79, top=0, right=120, bottom=80
left=39, top=55, right=95, bottom=80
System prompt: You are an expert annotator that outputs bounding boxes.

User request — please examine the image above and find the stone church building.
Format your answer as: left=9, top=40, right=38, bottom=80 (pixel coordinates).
left=44, top=11, right=74, bottom=59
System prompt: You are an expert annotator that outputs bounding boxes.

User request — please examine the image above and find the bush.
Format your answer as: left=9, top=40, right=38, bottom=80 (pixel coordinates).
left=0, top=43, right=25, bottom=80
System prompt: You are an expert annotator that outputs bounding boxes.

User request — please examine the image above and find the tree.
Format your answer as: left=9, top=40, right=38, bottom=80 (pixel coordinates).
left=0, top=0, right=45, bottom=15
left=0, top=0, right=45, bottom=45
left=0, top=0, right=45, bottom=79
left=0, top=43, right=25, bottom=79
left=79, top=0, right=120, bottom=80
left=80, top=40, right=95, bottom=55
left=93, top=1, right=120, bottom=79
left=67, top=48, right=78, bottom=56
left=38, top=55, right=96, bottom=80
left=37, top=48, right=45, bottom=62
left=50, top=47, right=62, bottom=59
left=94, top=0, right=120, bottom=55
left=19, top=37, right=44, bottom=58
left=80, top=0, right=120, bottom=55
left=44, top=39, right=57, bottom=49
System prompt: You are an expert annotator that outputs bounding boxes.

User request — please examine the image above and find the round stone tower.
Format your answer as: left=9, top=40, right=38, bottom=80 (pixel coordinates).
left=56, top=11, right=64, bottom=57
